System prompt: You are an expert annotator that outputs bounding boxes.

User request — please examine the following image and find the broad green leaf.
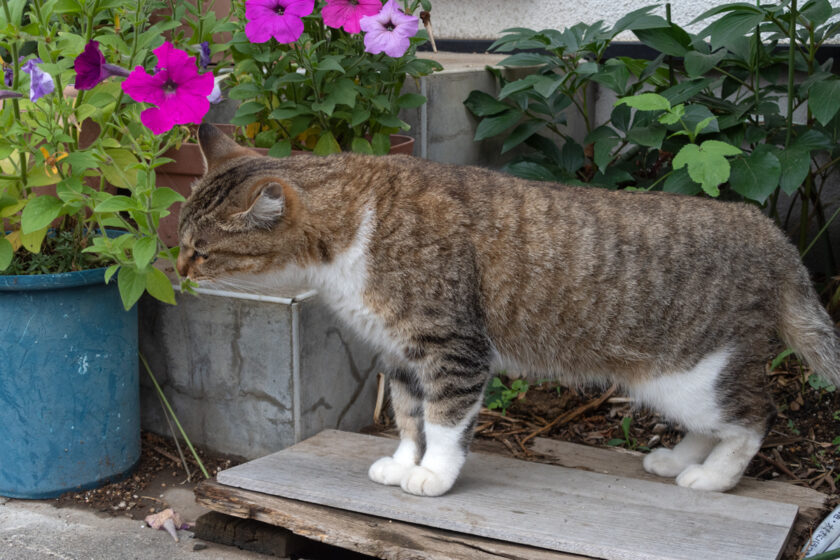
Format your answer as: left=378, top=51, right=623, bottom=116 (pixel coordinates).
left=501, top=120, right=547, bottom=154
left=21, top=227, right=49, bottom=253
left=0, top=237, right=12, bottom=270
left=699, top=140, right=742, bottom=157
left=94, top=195, right=141, bottom=213
left=612, top=6, right=668, bottom=34
left=672, top=143, right=733, bottom=197
left=703, top=9, right=765, bottom=50
left=590, top=59, right=630, bottom=95
left=464, top=90, right=510, bottom=117
left=313, top=131, right=341, bottom=156
left=21, top=196, right=63, bottom=234
left=777, top=148, right=811, bottom=195
left=118, top=266, right=146, bottom=310
left=397, top=93, right=426, bottom=109
left=371, top=133, right=391, bottom=156
left=559, top=141, right=584, bottom=174
left=634, top=24, right=692, bottom=56
left=101, top=149, right=139, bottom=189
left=498, top=75, right=542, bottom=100
left=684, top=50, right=726, bottom=77
left=473, top=109, right=521, bottom=141
left=627, top=125, right=666, bottom=149
left=809, top=80, right=840, bottom=126
left=504, top=161, right=557, bottom=182
left=611, top=104, right=632, bottom=133
left=801, top=0, right=832, bottom=25
left=663, top=167, right=701, bottom=195
left=235, top=101, right=265, bottom=116
left=729, top=147, right=781, bottom=203
left=133, top=236, right=157, bottom=270
left=351, top=137, right=373, bottom=154
left=616, top=93, right=670, bottom=112
left=498, top=53, right=555, bottom=67
left=269, top=139, right=292, bottom=158
left=146, top=266, right=176, bottom=305
left=104, top=264, right=119, bottom=284
left=150, top=187, right=185, bottom=211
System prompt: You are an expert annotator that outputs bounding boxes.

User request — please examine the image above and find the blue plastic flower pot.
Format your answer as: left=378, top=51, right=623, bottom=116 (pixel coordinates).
left=0, top=267, right=140, bottom=498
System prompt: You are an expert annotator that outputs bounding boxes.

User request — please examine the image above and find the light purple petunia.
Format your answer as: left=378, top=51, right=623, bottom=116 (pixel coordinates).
left=322, top=0, right=382, bottom=34
left=74, top=41, right=131, bottom=91
left=244, top=0, right=315, bottom=44
left=359, top=0, right=418, bottom=58
left=121, top=42, right=214, bottom=134
left=199, top=41, right=211, bottom=69
left=3, top=66, right=12, bottom=87
left=21, top=58, right=55, bottom=101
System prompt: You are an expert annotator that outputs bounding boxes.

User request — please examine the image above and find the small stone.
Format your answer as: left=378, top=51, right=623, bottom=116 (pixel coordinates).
left=193, top=543, right=208, bottom=551
left=652, top=423, right=668, bottom=435
left=118, top=501, right=126, bottom=509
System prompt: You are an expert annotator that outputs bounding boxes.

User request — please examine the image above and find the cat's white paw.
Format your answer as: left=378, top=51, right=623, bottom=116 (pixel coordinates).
left=675, top=464, right=738, bottom=492
left=643, top=448, right=691, bottom=478
left=400, top=465, right=454, bottom=496
left=368, top=456, right=413, bottom=486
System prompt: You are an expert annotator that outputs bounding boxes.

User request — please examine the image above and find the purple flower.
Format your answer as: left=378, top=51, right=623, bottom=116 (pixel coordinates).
left=21, top=58, right=54, bottom=102
left=199, top=41, right=211, bottom=69
left=3, top=66, right=12, bottom=87
left=0, top=89, right=22, bottom=100
left=244, top=0, right=314, bottom=44
left=359, top=0, right=418, bottom=58
left=74, top=41, right=131, bottom=91
left=322, top=0, right=382, bottom=34
left=121, top=42, right=214, bottom=134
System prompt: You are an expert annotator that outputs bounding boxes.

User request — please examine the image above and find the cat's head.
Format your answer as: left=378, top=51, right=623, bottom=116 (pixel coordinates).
left=176, top=124, right=305, bottom=282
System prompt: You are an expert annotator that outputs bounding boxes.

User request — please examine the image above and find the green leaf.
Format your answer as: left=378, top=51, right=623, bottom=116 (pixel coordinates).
left=133, top=237, right=157, bottom=270
left=473, top=109, right=521, bottom=141
left=559, top=141, right=584, bottom=174
left=684, top=50, right=726, bottom=77
left=371, top=133, right=391, bottom=156
left=21, top=227, right=49, bottom=253
left=616, top=93, right=670, bottom=112
left=21, top=197, right=63, bottom=234
left=699, top=140, right=742, bottom=157
left=634, top=24, right=692, bottom=56
left=104, top=264, right=119, bottom=284
left=627, top=125, right=665, bottom=149
left=809, top=80, right=840, bottom=126
left=663, top=167, right=701, bottom=195
left=0, top=237, right=12, bottom=270
left=729, top=147, right=781, bottom=203
left=590, top=59, right=630, bottom=95
left=610, top=104, right=632, bottom=133
left=94, top=195, right=141, bottom=213
left=464, top=90, right=510, bottom=117
left=351, top=137, right=373, bottom=154
left=501, top=120, right=546, bottom=154
left=118, top=266, right=146, bottom=310
left=397, top=93, right=426, bottom=109
left=504, top=161, right=557, bottom=182
left=269, top=139, right=292, bottom=158
left=800, top=0, right=832, bottom=25
left=101, top=149, right=139, bottom=189
left=672, top=143, right=736, bottom=197
left=313, top=131, right=341, bottom=156
left=497, top=53, right=554, bottom=67
left=146, top=266, right=176, bottom=305
left=777, top=148, right=811, bottom=195
left=150, top=187, right=185, bottom=211
left=703, top=9, right=765, bottom=50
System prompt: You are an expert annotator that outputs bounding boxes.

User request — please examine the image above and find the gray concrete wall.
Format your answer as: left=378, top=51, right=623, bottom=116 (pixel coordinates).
left=139, top=289, right=380, bottom=459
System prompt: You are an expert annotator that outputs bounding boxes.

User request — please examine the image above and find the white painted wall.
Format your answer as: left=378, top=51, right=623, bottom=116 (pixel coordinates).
left=428, top=1, right=839, bottom=42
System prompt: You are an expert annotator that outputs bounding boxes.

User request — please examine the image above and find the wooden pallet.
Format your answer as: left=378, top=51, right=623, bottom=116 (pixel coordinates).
left=195, top=430, right=825, bottom=560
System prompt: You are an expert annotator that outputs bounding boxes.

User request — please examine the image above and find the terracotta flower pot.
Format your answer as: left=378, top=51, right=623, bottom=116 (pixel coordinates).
left=154, top=130, right=415, bottom=247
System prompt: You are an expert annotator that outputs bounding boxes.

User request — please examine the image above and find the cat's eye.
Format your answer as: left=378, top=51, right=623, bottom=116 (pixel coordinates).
left=192, top=249, right=209, bottom=260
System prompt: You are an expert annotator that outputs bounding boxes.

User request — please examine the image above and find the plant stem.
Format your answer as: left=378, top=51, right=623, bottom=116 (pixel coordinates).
left=139, top=352, right=210, bottom=479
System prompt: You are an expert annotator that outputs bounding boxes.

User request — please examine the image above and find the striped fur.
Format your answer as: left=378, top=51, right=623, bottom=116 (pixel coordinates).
left=177, top=124, right=840, bottom=496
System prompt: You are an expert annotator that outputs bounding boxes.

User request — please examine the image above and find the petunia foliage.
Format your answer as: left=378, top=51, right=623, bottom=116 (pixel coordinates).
left=0, top=0, right=230, bottom=309
left=229, top=0, right=439, bottom=155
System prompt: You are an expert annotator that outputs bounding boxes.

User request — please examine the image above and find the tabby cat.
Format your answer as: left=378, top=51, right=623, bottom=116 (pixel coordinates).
left=177, top=124, right=840, bottom=496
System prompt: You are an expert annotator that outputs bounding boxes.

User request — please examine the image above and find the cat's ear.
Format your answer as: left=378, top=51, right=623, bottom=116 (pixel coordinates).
left=198, top=123, right=256, bottom=173
left=227, top=182, right=287, bottom=231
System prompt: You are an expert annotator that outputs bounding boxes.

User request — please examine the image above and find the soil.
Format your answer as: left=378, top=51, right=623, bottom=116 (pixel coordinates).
left=52, top=432, right=243, bottom=521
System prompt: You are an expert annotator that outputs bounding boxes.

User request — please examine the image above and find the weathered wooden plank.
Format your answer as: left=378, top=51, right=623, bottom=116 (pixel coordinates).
left=195, top=480, right=588, bottom=560
left=216, top=430, right=798, bottom=560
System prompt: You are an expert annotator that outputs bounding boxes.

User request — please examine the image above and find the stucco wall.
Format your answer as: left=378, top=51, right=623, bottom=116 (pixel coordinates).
left=428, top=1, right=836, bottom=42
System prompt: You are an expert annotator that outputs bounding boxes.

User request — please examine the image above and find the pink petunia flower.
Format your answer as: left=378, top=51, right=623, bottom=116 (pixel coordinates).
left=359, top=0, right=418, bottom=58
left=121, top=42, right=214, bottom=134
left=74, top=41, right=131, bottom=91
left=245, top=0, right=315, bottom=44
left=322, top=0, right=382, bottom=34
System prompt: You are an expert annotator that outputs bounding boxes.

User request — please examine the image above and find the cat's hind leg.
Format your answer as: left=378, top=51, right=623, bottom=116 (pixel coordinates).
left=643, top=432, right=718, bottom=477
left=368, top=368, right=425, bottom=486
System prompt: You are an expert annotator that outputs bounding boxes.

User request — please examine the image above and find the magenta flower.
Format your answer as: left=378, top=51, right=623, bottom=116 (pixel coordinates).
left=322, top=0, right=382, bottom=34
left=359, top=0, right=418, bottom=58
left=121, top=42, right=214, bottom=134
left=21, top=58, right=54, bottom=102
left=245, top=0, right=315, bottom=44
left=74, top=41, right=131, bottom=91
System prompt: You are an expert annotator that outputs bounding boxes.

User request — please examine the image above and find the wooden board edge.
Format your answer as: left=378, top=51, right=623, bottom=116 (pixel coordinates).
left=195, top=480, right=588, bottom=560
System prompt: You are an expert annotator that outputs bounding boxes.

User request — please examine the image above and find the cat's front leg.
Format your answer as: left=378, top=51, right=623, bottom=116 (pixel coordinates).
left=369, top=368, right=424, bottom=486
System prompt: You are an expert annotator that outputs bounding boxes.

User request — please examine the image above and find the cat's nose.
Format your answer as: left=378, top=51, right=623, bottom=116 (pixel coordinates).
left=176, top=250, right=190, bottom=278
